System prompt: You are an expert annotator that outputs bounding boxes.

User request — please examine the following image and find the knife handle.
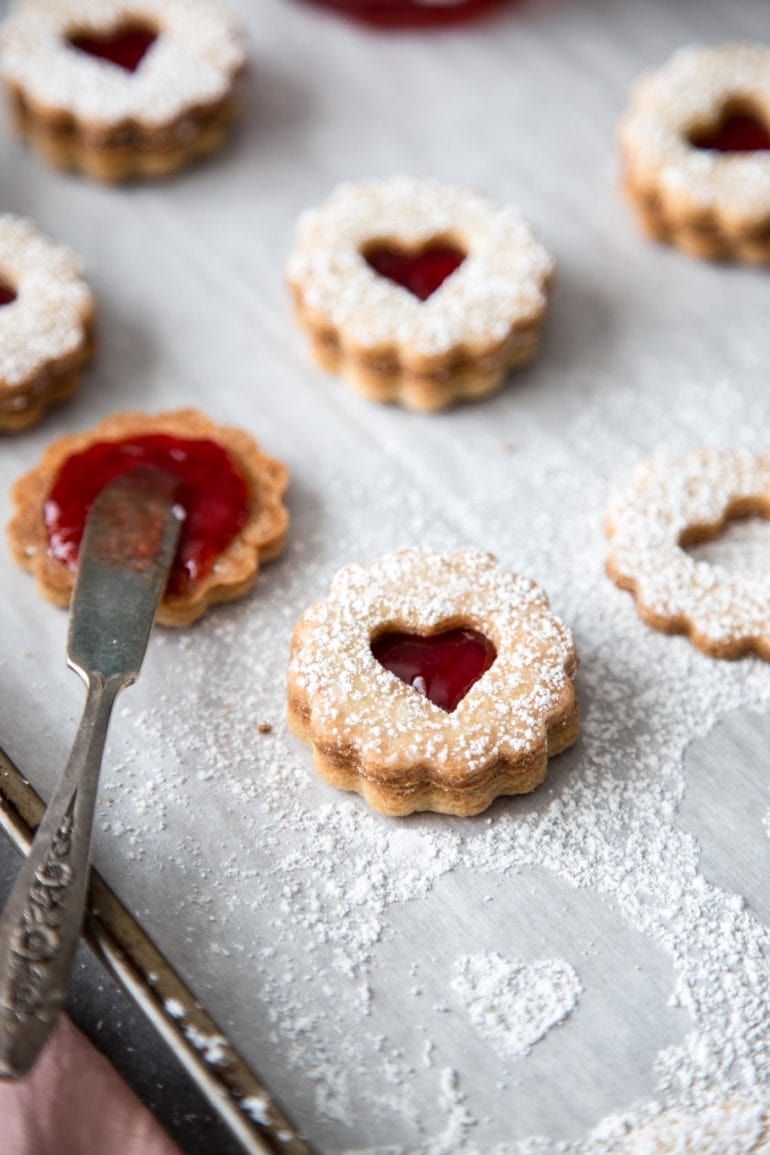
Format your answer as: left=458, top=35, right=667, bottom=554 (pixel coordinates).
left=0, top=675, right=122, bottom=1078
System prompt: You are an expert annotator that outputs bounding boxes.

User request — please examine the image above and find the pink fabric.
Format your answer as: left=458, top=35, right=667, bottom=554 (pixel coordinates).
left=0, top=1014, right=182, bottom=1155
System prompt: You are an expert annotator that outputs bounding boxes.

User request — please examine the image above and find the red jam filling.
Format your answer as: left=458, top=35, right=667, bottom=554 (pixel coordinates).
left=68, top=26, right=158, bottom=72
left=302, top=0, right=508, bottom=29
left=0, top=281, right=17, bottom=307
left=364, top=244, right=465, bottom=301
left=44, top=435, right=249, bottom=595
left=690, top=111, right=770, bottom=153
left=371, top=628, right=496, bottom=713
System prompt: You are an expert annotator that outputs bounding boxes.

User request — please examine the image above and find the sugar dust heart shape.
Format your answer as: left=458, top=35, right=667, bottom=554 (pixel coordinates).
left=371, top=627, right=496, bottom=712
left=364, top=244, right=465, bottom=301
left=452, top=953, right=582, bottom=1059
left=690, top=111, right=770, bottom=153
left=68, top=26, right=158, bottom=73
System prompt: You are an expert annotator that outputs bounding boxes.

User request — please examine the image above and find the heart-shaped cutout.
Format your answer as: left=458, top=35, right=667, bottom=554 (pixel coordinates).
left=690, top=110, right=770, bottom=153
left=371, top=627, right=495, bottom=712
left=0, top=281, right=17, bottom=307
left=364, top=243, right=465, bottom=301
left=68, top=25, right=158, bottom=73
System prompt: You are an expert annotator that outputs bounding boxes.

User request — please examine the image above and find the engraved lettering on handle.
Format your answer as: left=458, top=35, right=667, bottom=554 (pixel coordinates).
left=5, top=812, right=73, bottom=1015
left=0, top=474, right=181, bottom=1078
left=0, top=677, right=119, bottom=1075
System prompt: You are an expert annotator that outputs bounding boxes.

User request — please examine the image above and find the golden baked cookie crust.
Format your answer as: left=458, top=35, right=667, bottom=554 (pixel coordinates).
left=287, top=176, right=555, bottom=412
left=288, top=547, right=579, bottom=817
left=8, top=408, right=289, bottom=626
left=620, top=43, right=770, bottom=263
left=0, top=214, right=94, bottom=433
left=0, top=0, right=246, bottom=182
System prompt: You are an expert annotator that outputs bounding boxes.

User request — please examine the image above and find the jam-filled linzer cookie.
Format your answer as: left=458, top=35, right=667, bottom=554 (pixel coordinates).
left=620, top=43, right=770, bottom=263
left=287, top=177, right=555, bottom=412
left=8, top=409, right=289, bottom=626
left=607, top=448, right=770, bottom=659
left=288, top=548, right=579, bottom=817
left=0, top=0, right=246, bottom=182
left=0, top=214, right=94, bottom=433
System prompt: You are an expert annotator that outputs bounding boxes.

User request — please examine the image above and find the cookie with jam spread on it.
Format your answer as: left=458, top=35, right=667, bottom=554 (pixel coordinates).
left=8, top=408, right=289, bottom=626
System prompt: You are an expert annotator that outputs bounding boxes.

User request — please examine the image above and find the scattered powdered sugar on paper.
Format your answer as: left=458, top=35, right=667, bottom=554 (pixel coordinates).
left=451, top=953, right=582, bottom=1059
left=686, top=515, right=770, bottom=582
left=99, top=367, right=770, bottom=1153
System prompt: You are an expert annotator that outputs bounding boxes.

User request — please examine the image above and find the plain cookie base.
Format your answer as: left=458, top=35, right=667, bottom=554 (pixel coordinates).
left=7, top=407, right=289, bottom=626
left=605, top=566, right=770, bottom=661
left=606, top=490, right=770, bottom=661
left=5, top=86, right=238, bottom=182
left=623, top=171, right=770, bottom=265
left=299, top=304, right=544, bottom=412
left=615, top=1101, right=770, bottom=1154
left=288, top=691, right=580, bottom=818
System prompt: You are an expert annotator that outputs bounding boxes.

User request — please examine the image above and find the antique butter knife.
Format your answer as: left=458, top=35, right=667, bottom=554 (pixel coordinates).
left=0, top=470, right=183, bottom=1078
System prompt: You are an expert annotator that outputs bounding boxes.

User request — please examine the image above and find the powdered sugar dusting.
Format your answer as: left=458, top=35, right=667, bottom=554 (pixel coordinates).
left=242, top=1093, right=272, bottom=1126
left=287, top=176, right=554, bottom=356
left=183, top=1024, right=230, bottom=1066
left=0, top=0, right=245, bottom=126
left=451, top=953, right=582, bottom=1059
left=289, top=546, right=576, bottom=784
left=164, top=996, right=185, bottom=1019
left=0, top=214, right=92, bottom=389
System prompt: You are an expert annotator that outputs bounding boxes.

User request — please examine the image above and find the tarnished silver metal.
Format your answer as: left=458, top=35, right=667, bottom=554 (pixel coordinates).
left=0, top=471, right=183, bottom=1079
left=0, top=749, right=316, bottom=1155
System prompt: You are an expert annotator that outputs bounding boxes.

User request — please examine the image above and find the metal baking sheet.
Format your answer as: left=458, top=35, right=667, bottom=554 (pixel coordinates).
left=1, top=0, right=770, bottom=1151
left=0, top=747, right=311, bottom=1155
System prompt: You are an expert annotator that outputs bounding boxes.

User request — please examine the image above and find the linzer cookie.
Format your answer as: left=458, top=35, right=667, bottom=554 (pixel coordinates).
left=287, top=176, right=555, bottom=411
left=614, top=1101, right=770, bottom=1155
left=607, top=448, right=770, bottom=659
left=0, top=214, right=94, bottom=433
left=620, top=43, right=770, bottom=263
left=0, top=0, right=246, bottom=182
left=288, top=547, right=578, bottom=816
left=8, top=408, right=289, bottom=626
